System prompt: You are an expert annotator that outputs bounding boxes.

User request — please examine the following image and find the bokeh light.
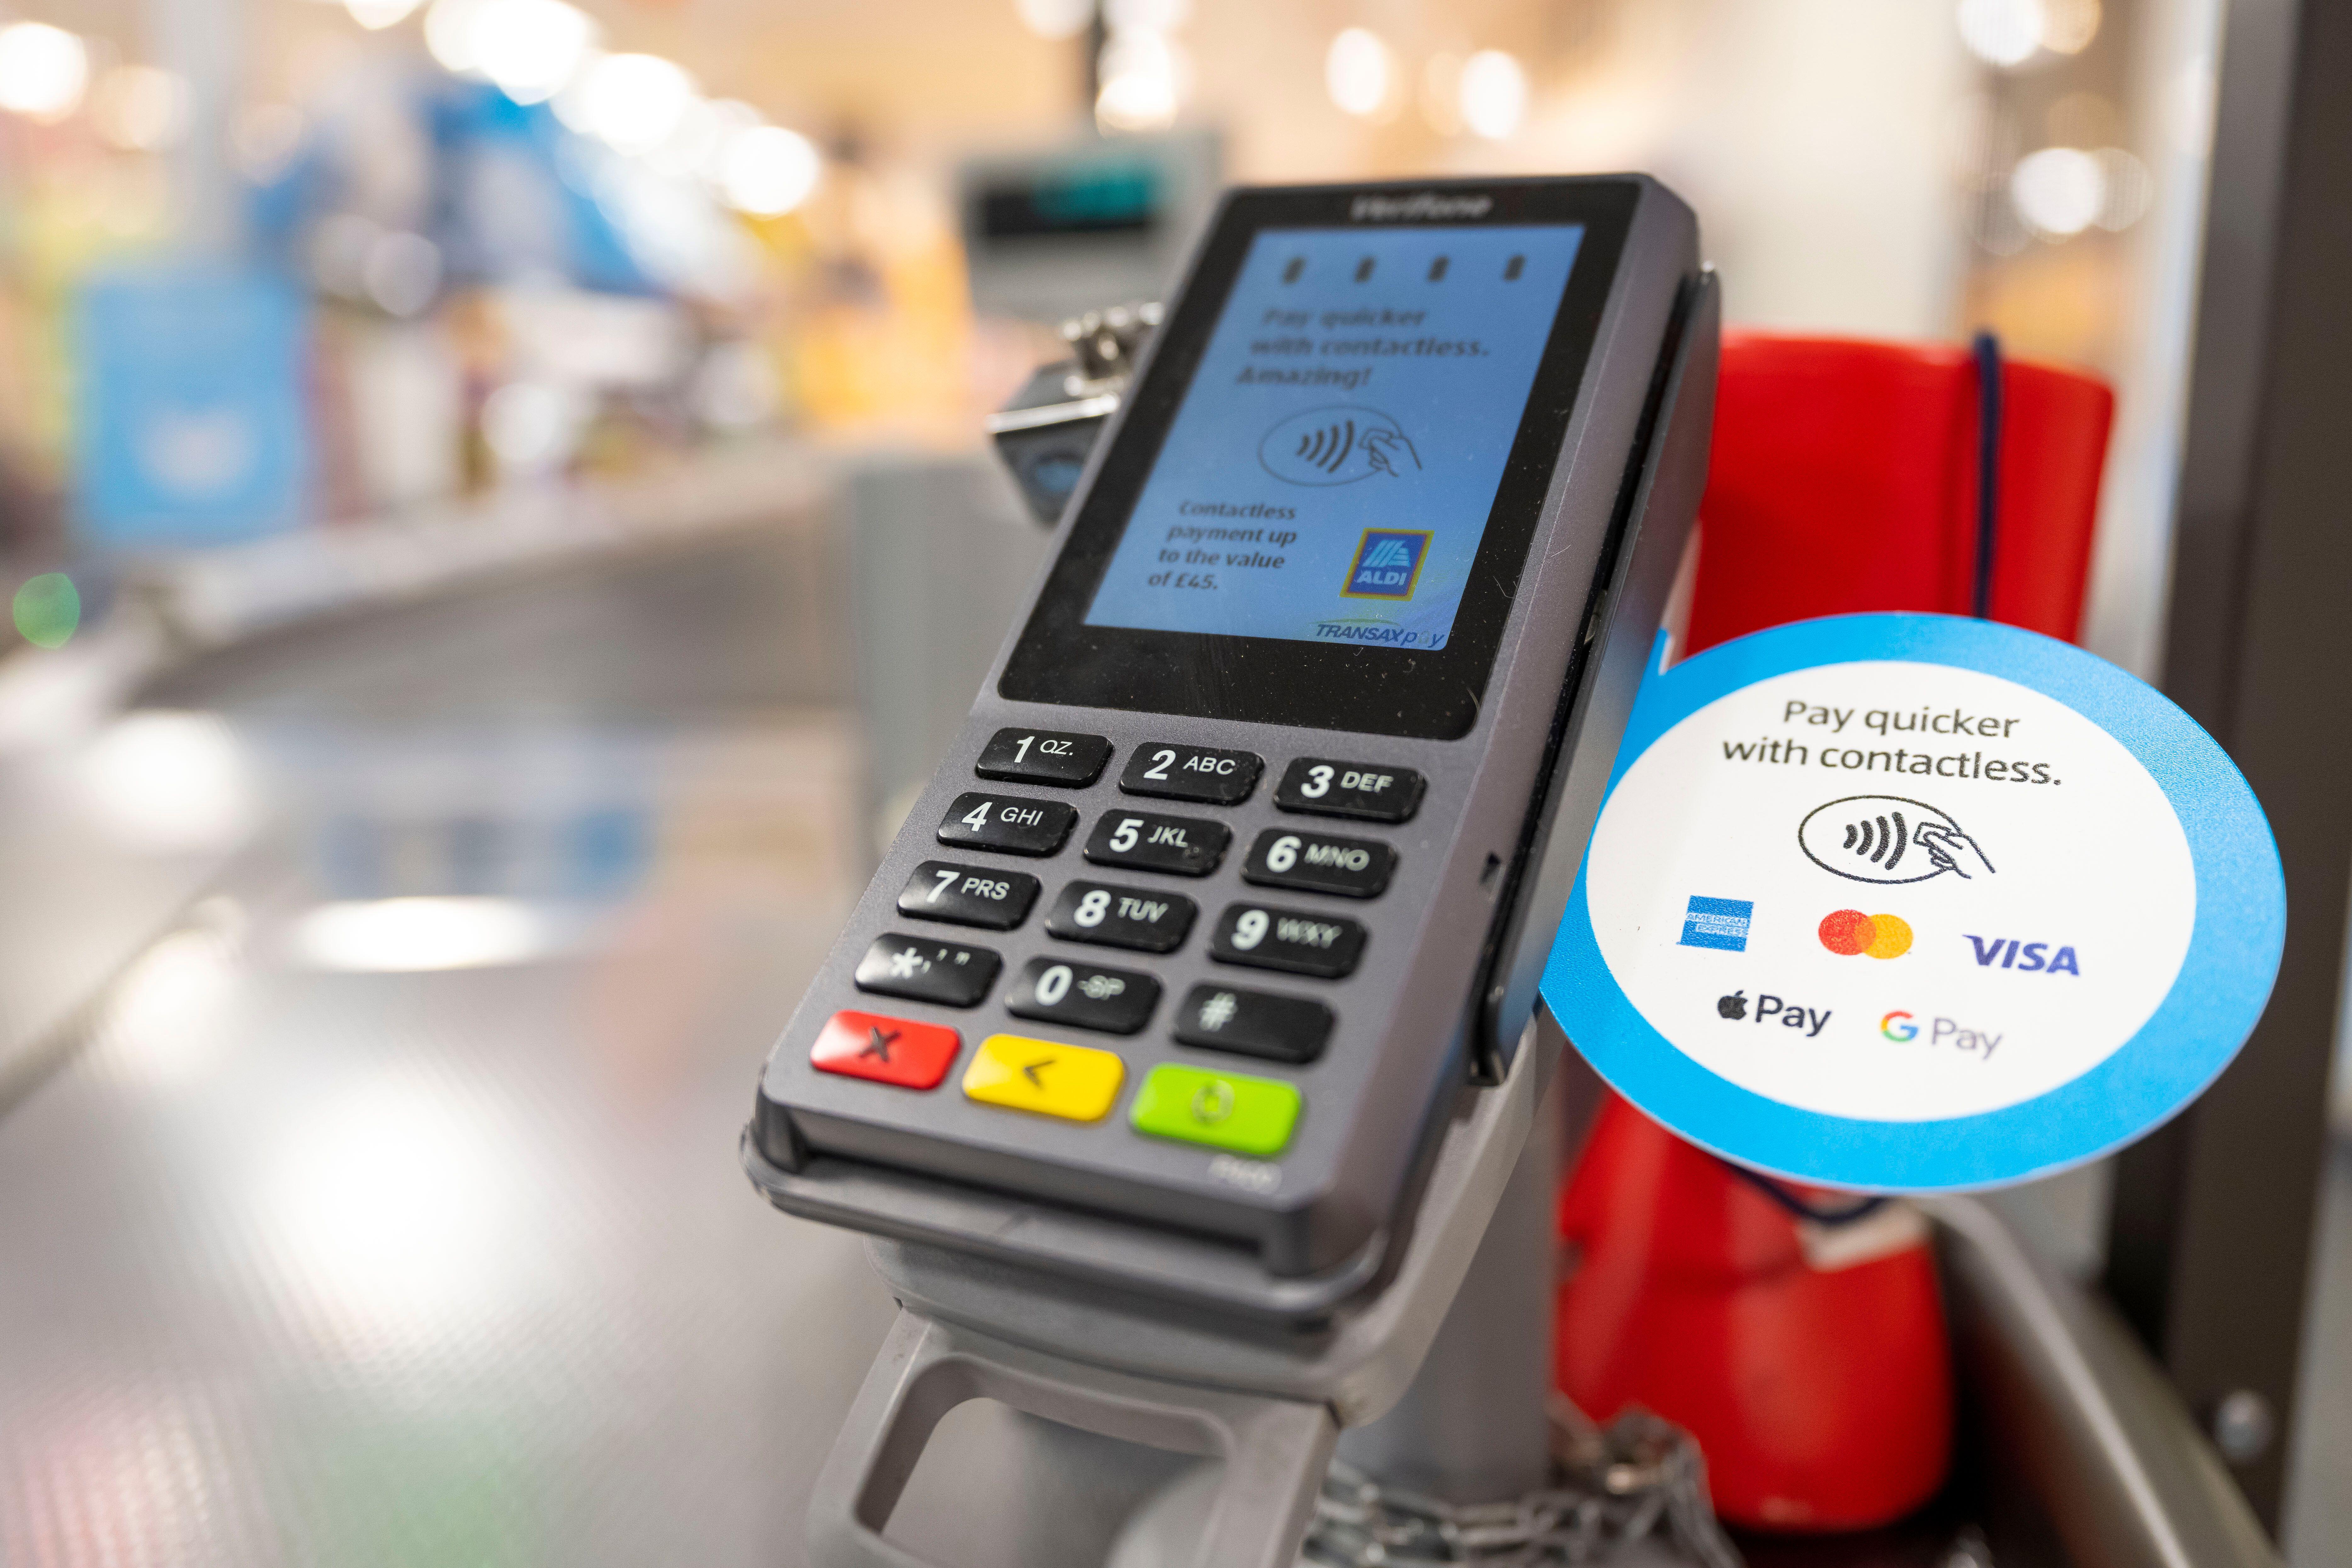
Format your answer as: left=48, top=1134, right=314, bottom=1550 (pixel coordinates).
left=574, top=52, right=698, bottom=155
left=1096, top=29, right=1185, bottom=133
left=469, top=0, right=596, bottom=104
left=1014, top=0, right=1093, bottom=41
left=481, top=380, right=589, bottom=476
left=1458, top=50, right=1527, bottom=142
left=0, top=22, right=89, bottom=122
left=105, top=914, right=244, bottom=1089
left=260, top=1068, right=540, bottom=1334
left=2040, top=0, right=2101, bottom=55
left=293, top=896, right=553, bottom=971
left=1957, top=0, right=2043, bottom=69
left=2094, top=146, right=2152, bottom=231
left=2011, top=145, right=2104, bottom=237
left=345, top=0, right=427, bottom=30
left=718, top=124, right=822, bottom=217
left=424, top=0, right=489, bottom=73
left=1326, top=29, right=1393, bottom=120
left=13, top=573, right=79, bottom=648
left=80, top=712, right=256, bottom=853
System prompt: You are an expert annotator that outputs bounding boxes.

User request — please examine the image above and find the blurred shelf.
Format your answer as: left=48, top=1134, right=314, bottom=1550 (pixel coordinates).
left=136, top=438, right=836, bottom=652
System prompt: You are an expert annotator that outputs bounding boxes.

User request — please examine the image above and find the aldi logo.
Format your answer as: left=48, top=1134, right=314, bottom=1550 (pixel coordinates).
left=1342, top=529, right=1433, bottom=600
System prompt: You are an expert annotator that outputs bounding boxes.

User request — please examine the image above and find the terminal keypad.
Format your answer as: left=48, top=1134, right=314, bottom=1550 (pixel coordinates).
left=823, top=742, right=1427, bottom=1159
left=897, top=861, right=1042, bottom=930
left=937, top=793, right=1078, bottom=856
left=1083, top=810, right=1229, bottom=876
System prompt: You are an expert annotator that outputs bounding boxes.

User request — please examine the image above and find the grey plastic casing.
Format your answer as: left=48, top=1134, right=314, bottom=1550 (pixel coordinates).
left=749, top=176, right=1708, bottom=1321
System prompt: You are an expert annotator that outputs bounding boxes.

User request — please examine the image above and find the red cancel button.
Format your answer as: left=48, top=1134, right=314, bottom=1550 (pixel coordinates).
left=810, top=1010, right=961, bottom=1090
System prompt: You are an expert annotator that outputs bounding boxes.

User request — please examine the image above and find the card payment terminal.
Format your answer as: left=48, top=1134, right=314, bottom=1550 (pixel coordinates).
left=747, top=176, right=1714, bottom=1322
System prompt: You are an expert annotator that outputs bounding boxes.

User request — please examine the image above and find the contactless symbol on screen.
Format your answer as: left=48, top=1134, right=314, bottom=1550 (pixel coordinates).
left=1342, top=529, right=1432, bottom=600
left=1260, top=405, right=1421, bottom=486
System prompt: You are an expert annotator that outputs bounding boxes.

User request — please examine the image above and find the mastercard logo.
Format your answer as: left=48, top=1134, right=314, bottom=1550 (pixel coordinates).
left=1820, top=909, right=1913, bottom=959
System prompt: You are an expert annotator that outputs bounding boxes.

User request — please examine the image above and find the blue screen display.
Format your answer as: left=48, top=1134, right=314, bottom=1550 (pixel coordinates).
left=1082, top=223, right=1584, bottom=650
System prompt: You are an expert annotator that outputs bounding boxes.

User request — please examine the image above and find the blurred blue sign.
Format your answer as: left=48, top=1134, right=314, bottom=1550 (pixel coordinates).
left=72, top=268, right=311, bottom=547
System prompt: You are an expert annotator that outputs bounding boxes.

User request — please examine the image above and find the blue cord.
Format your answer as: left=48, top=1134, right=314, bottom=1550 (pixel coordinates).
left=1972, top=330, right=2003, bottom=619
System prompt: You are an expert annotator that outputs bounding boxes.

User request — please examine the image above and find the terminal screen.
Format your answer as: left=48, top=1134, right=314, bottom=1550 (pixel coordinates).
left=1082, top=223, right=1585, bottom=652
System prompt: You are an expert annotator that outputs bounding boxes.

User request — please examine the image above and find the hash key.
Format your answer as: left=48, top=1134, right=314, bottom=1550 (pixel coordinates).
left=897, top=861, right=1042, bottom=930
left=1173, top=983, right=1333, bottom=1065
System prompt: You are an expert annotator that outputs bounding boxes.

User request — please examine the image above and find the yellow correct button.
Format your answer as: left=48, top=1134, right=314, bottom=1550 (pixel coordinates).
left=963, top=1034, right=1126, bottom=1122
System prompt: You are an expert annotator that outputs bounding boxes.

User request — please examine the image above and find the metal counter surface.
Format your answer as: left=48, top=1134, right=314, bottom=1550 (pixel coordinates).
left=0, top=528, right=913, bottom=1567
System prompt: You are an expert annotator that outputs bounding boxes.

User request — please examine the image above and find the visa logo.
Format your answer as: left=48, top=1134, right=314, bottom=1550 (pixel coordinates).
left=1342, top=529, right=1432, bottom=600
left=1965, top=936, right=2081, bottom=975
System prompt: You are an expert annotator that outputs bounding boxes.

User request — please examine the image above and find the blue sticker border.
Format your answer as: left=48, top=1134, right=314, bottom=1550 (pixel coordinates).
left=1540, top=612, right=2287, bottom=1192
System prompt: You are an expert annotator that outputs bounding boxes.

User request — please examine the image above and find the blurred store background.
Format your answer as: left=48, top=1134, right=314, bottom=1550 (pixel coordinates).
left=0, top=1, right=2344, bottom=1565
left=0, top=0, right=2209, bottom=667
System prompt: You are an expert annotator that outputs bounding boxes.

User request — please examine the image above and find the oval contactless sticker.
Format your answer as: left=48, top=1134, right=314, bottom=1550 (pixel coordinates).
left=1541, top=613, right=2284, bottom=1192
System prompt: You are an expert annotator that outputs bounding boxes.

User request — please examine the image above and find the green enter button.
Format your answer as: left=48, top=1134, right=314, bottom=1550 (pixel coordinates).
left=1129, top=1064, right=1301, bottom=1157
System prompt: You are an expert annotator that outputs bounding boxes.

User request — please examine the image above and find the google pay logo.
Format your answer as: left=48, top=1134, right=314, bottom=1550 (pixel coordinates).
left=1881, top=1011, right=1919, bottom=1041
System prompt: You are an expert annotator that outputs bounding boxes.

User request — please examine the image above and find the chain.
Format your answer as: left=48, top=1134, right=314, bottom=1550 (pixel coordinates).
left=1300, top=1405, right=1745, bottom=1568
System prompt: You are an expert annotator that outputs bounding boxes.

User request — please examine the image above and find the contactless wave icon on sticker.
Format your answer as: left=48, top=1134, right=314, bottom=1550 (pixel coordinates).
left=1258, top=405, right=1421, bottom=486
left=1798, top=795, right=1995, bottom=885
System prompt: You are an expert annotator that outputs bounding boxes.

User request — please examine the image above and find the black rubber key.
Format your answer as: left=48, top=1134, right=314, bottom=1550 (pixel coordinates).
left=975, top=727, right=1111, bottom=787
left=896, top=861, right=1041, bottom=930
left=1241, top=828, right=1395, bottom=898
left=1005, top=956, right=1161, bottom=1035
left=1208, top=902, right=1366, bottom=978
left=1044, top=880, right=1197, bottom=953
left=1172, top=983, right=1334, bottom=1064
left=937, top=792, right=1078, bottom=856
left=1082, top=810, right=1229, bottom=876
left=1273, top=759, right=1426, bottom=823
left=1119, top=742, right=1263, bottom=805
left=853, top=934, right=1003, bottom=1008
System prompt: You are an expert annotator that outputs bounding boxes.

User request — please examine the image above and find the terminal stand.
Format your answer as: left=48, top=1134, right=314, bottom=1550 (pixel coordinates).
left=794, top=1012, right=1578, bottom=1568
